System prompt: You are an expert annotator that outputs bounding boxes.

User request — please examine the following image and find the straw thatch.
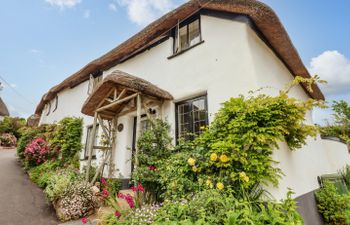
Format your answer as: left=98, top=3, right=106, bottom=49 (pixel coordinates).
left=81, top=71, right=173, bottom=117
left=0, top=97, right=9, bottom=117
left=35, top=0, right=324, bottom=116
left=27, top=114, right=40, bottom=127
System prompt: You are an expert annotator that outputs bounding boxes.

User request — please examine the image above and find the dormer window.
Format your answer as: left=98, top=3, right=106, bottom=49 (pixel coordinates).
left=173, top=15, right=202, bottom=54
left=87, top=74, right=103, bottom=95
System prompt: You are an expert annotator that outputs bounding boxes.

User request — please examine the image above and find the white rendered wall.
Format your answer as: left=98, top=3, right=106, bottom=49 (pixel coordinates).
left=38, top=14, right=350, bottom=198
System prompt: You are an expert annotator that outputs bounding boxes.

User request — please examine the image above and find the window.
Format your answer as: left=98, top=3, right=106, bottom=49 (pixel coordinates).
left=87, top=74, right=103, bottom=95
left=176, top=95, right=208, bottom=141
left=173, top=16, right=201, bottom=54
left=84, top=124, right=99, bottom=159
left=45, top=103, right=51, bottom=116
left=52, top=96, right=58, bottom=112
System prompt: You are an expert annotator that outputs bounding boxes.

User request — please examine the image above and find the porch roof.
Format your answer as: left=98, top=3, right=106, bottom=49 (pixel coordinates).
left=81, top=71, right=173, bottom=118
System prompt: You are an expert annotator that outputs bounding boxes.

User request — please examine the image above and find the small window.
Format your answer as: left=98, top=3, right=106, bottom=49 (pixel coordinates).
left=87, top=74, right=103, bottom=95
left=173, top=16, right=201, bottom=54
left=84, top=124, right=99, bottom=159
left=52, top=96, right=58, bottom=112
left=45, top=103, right=51, bottom=116
left=176, top=95, right=208, bottom=141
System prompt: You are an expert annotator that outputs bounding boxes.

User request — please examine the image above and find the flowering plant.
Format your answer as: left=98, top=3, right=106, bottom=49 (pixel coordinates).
left=24, top=138, right=49, bottom=166
left=0, top=133, right=17, bottom=147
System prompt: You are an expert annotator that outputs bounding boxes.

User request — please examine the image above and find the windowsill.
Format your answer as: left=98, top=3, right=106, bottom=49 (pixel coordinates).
left=80, top=155, right=97, bottom=161
left=168, top=40, right=205, bottom=59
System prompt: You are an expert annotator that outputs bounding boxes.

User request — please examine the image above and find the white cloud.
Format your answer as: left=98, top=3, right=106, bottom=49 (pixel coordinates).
left=29, top=49, right=41, bottom=54
left=84, top=9, right=90, bottom=18
left=308, top=50, right=350, bottom=96
left=118, top=0, right=177, bottom=26
left=109, top=3, right=117, bottom=12
left=45, top=0, right=82, bottom=9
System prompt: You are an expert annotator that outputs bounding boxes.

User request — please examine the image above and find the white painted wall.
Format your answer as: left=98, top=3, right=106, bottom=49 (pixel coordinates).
left=38, top=14, right=350, bottom=198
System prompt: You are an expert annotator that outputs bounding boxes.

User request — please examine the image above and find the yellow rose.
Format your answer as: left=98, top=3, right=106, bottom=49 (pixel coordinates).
left=216, top=182, right=224, bottom=190
left=187, top=157, right=196, bottom=166
left=210, top=153, right=218, bottom=161
left=239, top=172, right=250, bottom=183
left=192, top=166, right=198, bottom=172
left=206, top=179, right=213, bottom=188
left=220, top=154, right=229, bottom=163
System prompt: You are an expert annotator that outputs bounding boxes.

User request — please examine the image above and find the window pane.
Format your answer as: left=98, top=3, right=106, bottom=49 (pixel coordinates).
left=193, top=98, right=205, bottom=111
left=179, top=25, right=188, bottom=50
left=189, top=19, right=200, bottom=46
left=177, top=103, right=191, bottom=139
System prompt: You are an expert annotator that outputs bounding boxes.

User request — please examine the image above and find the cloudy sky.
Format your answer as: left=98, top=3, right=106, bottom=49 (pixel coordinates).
left=0, top=0, right=349, bottom=124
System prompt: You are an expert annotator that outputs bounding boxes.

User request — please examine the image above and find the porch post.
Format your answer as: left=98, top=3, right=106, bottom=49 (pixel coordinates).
left=134, top=94, right=142, bottom=176
left=85, top=111, right=98, bottom=182
left=108, top=116, right=118, bottom=177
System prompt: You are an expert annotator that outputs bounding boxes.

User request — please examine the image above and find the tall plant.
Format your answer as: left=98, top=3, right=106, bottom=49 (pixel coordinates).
left=50, top=117, right=83, bottom=165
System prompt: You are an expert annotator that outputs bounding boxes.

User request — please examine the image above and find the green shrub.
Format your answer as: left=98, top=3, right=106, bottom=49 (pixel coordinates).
left=17, top=127, right=38, bottom=160
left=152, top=189, right=302, bottom=225
left=0, top=116, right=26, bottom=139
left=50, top=117, right=83, bottom=164
left=28, top=160, right=59, bottom=188
left=45, top=168, right=80, bottom=202
left=132, top=119, right=173, bottom=202
left=316, top=182, right=350, bottom=225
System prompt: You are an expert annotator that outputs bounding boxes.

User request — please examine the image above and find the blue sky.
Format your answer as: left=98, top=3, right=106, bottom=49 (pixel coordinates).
left=0, top=0, right=349, bottom=125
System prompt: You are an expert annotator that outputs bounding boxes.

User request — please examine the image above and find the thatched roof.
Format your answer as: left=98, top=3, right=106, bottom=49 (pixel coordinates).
left=0, top=97, right=9, bottom=117
left=35, top=0, right=325, bottom=116
left=81, top=71, right=173, bottom=117
left=27, top=114, right=40, bottom=127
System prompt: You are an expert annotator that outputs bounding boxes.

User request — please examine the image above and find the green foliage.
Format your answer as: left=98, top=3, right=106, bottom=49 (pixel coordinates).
left=158, top=88, right=322, bottom=198
left=132, top=119, right=173, bottom=202
left=106, top=178, right=122, bottom=198
left=321, top=100, right=350, bottom=143
left=0, top=116, right=26, bottom=139
left=44, top=168, right=80, bottom=202
left=316, top=182, right=350, bottom=225
left=153, top=189, right=303, bottom=225
left=28, top=160, right=60, bottom=188
left=50, top=117, right=83, bottom=164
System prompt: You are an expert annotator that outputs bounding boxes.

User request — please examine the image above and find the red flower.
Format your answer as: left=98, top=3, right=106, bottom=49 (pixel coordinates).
left=101, top=189, right=109, bottom=198
left=137, top=183, right=145, bottom=193
left=131, top=186, right=137, bottom=192
left=148, top=165, right=157, bottom=171
left=81, top=217, right=88, bottom=224
left=101, top=177, right=107, bottom=186
left=118, top=193, right=124, bottom=199
left=115, top=211, right=121, bottom=218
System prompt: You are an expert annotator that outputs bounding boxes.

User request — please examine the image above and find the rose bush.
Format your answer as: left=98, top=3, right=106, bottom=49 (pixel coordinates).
left=24, top=138, right=49, bottom=167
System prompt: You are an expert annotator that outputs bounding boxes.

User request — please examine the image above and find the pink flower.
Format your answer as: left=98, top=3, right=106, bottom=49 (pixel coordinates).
left=81, top=217, right=88, bottom=224
left=148, top=165, right=157, bottom=171
left=101, top=177, right=107, bottom=186
left=101, top=189, right=109, bottom=198
left=115, top=211, right=121, bottom=218
left=137, top=183, right=145, bottom=193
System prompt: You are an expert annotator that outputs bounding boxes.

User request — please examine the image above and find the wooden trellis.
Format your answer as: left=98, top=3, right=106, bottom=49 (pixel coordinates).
left=81, top=71, right=173, bottom=184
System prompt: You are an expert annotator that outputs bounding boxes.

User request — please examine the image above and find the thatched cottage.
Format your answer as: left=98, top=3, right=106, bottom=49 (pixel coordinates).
left=34, top=1, right=350, bottom=223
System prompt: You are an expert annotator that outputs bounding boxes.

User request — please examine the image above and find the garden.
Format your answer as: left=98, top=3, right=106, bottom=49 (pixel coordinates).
left=11, top=76, right=350, bottom=225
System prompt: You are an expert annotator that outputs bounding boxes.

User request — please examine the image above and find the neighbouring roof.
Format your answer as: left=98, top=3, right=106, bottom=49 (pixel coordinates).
left=81, top=71, right=173, bottom=117
left=0, top=97, right=9, bottom=117
left=35, top=0, right=325, bottom=116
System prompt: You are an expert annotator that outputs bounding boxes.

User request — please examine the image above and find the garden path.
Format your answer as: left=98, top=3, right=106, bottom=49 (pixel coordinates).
left=0, top=148, right=58, bottom=225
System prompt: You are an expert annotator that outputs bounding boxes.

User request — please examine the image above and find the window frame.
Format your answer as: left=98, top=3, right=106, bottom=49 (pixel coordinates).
left=172, top=14, right=202, bottom=55
left=45, top=103, right=51, bottom=116
left=175, top=95, right=208, bottom=142
left=52, top=96, right=58, bottom=113
left=83, top=124, right=99, bottom=160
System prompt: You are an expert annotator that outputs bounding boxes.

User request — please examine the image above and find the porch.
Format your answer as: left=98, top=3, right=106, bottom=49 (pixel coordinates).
left=81, top=70, right=173, bottom=184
